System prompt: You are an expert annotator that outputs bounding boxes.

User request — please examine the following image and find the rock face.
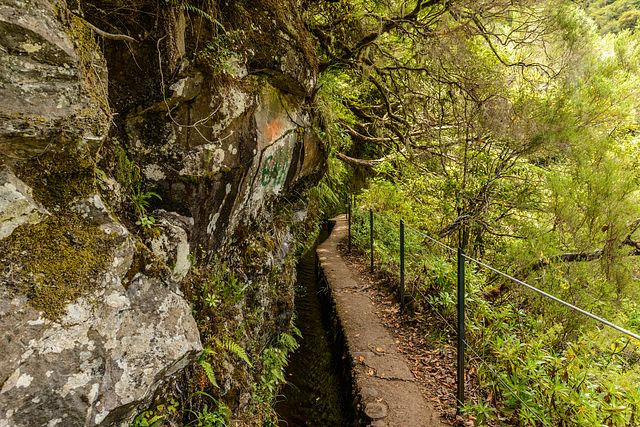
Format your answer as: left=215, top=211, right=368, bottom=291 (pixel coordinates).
left=0, top=0, right=202, bottom=422
left=0, top=0, right=108, bottom=155
left=146, top=210, right=193, bottom=281
left=0, top=256, right=201, bottom=426
left=0, top=168, right=48, bottom=239
left=0, top=0, right=324, bottom=425
left=0, top=193, right=202, bottom=426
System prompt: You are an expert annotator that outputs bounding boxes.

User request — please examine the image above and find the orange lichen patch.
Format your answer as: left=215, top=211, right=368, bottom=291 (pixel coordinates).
left=265, top=118, right=285, bottom=143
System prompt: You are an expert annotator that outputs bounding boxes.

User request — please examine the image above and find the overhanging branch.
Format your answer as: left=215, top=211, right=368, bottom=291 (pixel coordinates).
left=530, top=229, right=640, bottom=272
left=319, top=0, right=447, bottom=70
left=74, top=13, right=138, bottom=43
left=336, top=152, right=384, bottom=168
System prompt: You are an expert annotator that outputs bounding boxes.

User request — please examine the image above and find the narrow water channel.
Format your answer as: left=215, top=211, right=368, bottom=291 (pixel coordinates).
left=275, top=228, right=354, bottom=426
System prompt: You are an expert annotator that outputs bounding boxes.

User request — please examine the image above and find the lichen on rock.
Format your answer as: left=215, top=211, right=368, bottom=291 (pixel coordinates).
left=0, top=270, right=201, bottom=427
left=0, top=210, right=120, bottom=319
left=0, top=0, right=109, bottom=156
left=0, top=167, right=49, bottom=239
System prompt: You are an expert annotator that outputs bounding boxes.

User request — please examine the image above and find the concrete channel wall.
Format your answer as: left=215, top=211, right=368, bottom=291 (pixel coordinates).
left=316, top=216, right=446, bottom=427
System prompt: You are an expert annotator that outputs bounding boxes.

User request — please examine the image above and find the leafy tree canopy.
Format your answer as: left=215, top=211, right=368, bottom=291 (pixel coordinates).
left=584, top=0, right=640, bottom=33
left=309, top=0, right=640, bottom=423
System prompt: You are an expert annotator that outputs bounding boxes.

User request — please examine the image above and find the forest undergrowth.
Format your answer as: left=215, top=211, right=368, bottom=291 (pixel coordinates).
left=347, top=204, right=640, bottom=426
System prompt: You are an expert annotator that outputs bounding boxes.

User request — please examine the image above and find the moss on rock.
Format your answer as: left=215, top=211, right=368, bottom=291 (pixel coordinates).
left=0, top=213, right=119, bottom=319
left=16, top=146, right=97, bottom=209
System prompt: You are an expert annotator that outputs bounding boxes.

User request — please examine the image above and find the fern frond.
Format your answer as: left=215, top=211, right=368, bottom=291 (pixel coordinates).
left=215, top=337, right=253, bottom=368
left=198, top=359, right=219, bottom=388
left=224, top=339, right=253, bottom=367
left=198, top=345, right=216, bottom=360
left=290, top=324, right=302, bottom=339
left=181, top=3, right=224, bottom=29
left=278, top=332, right=299, bottom=352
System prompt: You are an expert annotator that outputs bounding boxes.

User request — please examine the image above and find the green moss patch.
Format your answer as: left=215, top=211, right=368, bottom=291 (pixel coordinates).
left=16, top=147, right=96, bottom=209
left=124, top=239, right=168, bottom=286
left=1, top=213, right=118, bottom=319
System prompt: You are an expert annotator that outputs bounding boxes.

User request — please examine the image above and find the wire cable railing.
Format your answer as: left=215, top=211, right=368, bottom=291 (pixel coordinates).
left=462, top=252, right=640, bottom=341
left=412, top=282, right=552, bottom=426
left=345, top=198, right=640, bottom=423
left=357, top=205, right=640, bottom=341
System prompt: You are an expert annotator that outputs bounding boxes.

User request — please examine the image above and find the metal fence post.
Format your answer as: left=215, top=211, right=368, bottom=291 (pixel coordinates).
left=369, top=209, right=374, bottom=273
left=457, top=248, right=466, bottom=412
left=400, top=219, right=405, bottom=310
left=348, top=196, right=352, bottom=253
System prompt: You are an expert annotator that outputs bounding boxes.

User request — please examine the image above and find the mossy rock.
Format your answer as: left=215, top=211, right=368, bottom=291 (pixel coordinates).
left=16, top=146, right=97, bottom=209
left=1, top=213, right=120, bottom=319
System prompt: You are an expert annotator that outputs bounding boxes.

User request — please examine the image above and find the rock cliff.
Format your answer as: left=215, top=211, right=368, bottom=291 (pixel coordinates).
left=0, top=0, right=325, bottom=425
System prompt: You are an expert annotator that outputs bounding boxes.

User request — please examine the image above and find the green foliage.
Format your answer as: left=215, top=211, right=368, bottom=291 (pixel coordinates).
left=186, top=392, right=231, bottom=427
left=180, top=2, right=223, bottom=28
left=249, top=329, right=300, bottom=423
left=309, top=153, right=349, bottom=217
left=215, top=337, right=253, bottom=368
left=195, top=30, right=247, bottom=76
left=318, top=0, right=640, bottom=424
left=585, top=0, right=640, bottom=33
left=112, top=144, right=162, bottom=228
left=198, top=347, right=219, bottom=388
left=181, top=216, right=311, bottom=425
left=199, top=359, right=218, bottom=388
left=261, top=331, right=300, bottom=393
left=132, top=398, right=179, bottom=427
left=352, top=203, right=640, bottom=425
left=188, top=258, right=247, bottom=324
left=131, top=189, right=161, bottom=221
left=346, top=22, right=640, bottom=416
left=132, top=411, right=165, bottom=427
left=307, top=70, right=359, bottom=216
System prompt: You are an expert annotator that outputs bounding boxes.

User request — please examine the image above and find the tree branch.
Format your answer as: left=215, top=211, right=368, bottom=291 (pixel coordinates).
left=319, top=0, right=447, bottom=70
left=530, top=250, right=605, bottom=270
left=74, top=14, right=138, bottom=43
left=530, top=230, right=640, bottom=272
left=336, top=152, right=384, bottom=168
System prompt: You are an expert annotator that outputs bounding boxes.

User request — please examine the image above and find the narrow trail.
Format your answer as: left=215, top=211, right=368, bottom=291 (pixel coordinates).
left=317, top=216, right=451, bottom=427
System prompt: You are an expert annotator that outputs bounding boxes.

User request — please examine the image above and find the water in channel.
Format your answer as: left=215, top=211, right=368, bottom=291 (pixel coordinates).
left=276, top=230, right=354, bottom=426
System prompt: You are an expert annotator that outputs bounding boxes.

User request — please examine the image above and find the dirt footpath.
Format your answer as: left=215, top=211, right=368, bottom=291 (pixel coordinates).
left=317, top=216, right=449, bottom=427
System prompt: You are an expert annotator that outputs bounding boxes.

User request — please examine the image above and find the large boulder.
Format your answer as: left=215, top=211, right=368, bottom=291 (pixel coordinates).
left=0, top=274, right=201, bottom=426
left=0, top=0, right=109, bottom=157
left=0, top=195, right=202, bottom=426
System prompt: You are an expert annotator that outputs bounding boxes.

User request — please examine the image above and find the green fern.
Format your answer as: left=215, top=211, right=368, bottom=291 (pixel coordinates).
left=199, top=359, right=218, bottom=388
left=291, top=323, right=302, bottom=339
left=197, top=346, right=219, bottom=388
left=180, top=2, right=224, bottom=28
left=277, top=332, right=299, bottom=353
left=215, top=338, right=253, bottom=368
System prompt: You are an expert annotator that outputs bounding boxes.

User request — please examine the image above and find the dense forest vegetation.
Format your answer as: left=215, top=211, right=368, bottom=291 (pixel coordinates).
left=310, top=0, right=640, bottom=425
left=585, top=0, right=640, bottom=33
